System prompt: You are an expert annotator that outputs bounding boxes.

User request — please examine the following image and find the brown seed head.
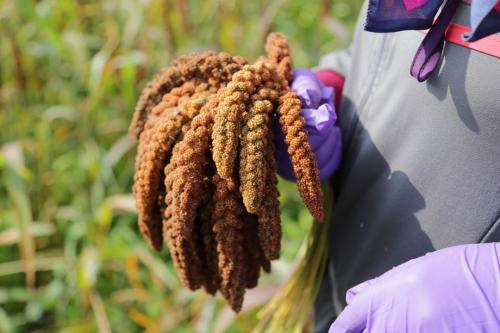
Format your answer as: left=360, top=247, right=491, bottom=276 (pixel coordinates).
left=134, top=89, right=210, bottom=250
left=239, top=91, right=274, bottom=213
left=164, top=95, right=220, bottom=239
left=211, top=174, right=247, bottom=312
left=130, top=52, right=247, bottom=138
left=278, top=91, right=324, bottom=221
left=256, top=132, right=282, bottom=260
left=212, top=62, right=275, bottom=179
left=163, top=187, right=206, bottom=290
left=265, top=32, right=293, bottom=82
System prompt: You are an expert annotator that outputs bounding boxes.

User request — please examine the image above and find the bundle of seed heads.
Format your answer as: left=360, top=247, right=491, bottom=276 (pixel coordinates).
left=130, top=33, right=323, bottom=312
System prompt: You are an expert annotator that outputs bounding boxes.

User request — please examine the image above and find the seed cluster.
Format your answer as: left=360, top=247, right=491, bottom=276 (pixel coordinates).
left=130, top=33, right=323, bottom=311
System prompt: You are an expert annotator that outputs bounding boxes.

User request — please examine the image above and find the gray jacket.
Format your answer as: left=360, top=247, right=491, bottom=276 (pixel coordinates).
left=314, top=1, right=500, bottom=331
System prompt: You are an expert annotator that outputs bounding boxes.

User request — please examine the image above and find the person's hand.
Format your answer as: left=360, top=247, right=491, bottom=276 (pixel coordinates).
left=329, top=243, right=500, bottom=333
left=275, top=68, right=342, bottom=181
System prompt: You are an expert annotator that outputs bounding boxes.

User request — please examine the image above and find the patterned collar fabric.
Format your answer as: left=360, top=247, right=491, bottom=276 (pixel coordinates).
left=365, top=0, right=500, bottom=41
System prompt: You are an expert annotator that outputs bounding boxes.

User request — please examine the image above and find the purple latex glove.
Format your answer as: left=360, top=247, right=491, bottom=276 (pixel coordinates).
left=275, top=68, right=342, bottom=181
left=329, top=243, right=500, bottom=333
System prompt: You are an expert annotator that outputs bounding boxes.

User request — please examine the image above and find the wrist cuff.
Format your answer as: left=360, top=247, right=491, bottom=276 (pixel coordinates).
left=315, top=70, right=345, bottom=110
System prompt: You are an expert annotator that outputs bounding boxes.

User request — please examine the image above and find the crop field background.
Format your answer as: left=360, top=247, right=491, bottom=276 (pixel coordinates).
left=0, top=1, right=362, bottom=332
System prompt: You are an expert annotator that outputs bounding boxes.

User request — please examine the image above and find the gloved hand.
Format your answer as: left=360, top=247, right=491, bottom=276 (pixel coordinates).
left=329, top=243, right=500, bottom=333
left=275, top=68, right=342, bottom=181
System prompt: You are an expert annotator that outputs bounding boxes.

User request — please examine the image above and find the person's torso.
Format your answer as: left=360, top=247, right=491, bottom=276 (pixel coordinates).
left=325, top=1, right=500, bottom=318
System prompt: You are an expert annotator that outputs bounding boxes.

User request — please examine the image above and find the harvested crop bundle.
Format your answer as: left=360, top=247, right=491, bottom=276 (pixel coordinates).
left=130, top=32, right=323, bottom=311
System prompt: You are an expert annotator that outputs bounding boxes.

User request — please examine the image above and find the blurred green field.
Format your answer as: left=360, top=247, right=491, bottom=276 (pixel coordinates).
left=0, top=1, right=361, bottom=332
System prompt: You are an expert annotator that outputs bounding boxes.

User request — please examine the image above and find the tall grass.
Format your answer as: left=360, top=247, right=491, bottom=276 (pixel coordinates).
left=0, top=1, right=361, bottom=331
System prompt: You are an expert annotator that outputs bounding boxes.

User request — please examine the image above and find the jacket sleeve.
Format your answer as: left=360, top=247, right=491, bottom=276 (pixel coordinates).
left=316, top=47, right=352, bottom=79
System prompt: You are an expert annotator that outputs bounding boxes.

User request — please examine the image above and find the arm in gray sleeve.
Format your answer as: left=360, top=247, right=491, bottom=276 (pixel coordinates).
left=315, top=0, right=369, bottom=78
left=315, top=47, right=352, bottom=78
